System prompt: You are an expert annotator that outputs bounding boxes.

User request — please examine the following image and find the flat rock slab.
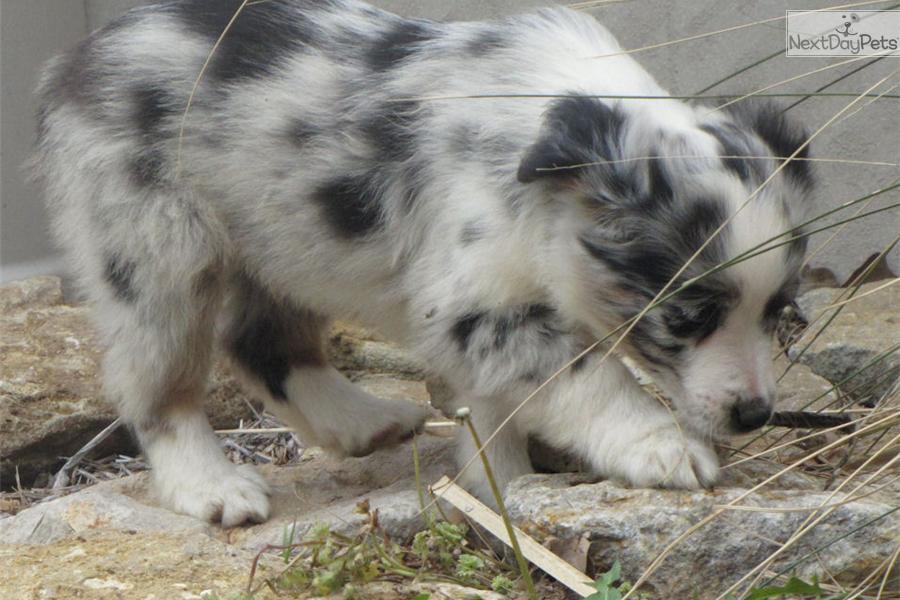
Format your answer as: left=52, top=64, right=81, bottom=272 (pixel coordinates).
left=0, top=486, right=211, bottom=545
left=0, top=436, right=461, bottom=598
left=505, top=473, right=899, bottom=599
left=1, top=436, right=456, bottom=548
left=790, top=281, right=899, bottom=404
left=0, top=529, right=266, bottom=600
left=0, top=529, right=498, bottom=600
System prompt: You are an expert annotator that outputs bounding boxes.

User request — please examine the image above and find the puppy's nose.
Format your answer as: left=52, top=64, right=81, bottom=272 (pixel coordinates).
left=731, top=397, right=772, bottom=432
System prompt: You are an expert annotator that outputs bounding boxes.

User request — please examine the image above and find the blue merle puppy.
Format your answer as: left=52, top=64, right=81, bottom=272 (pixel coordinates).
left=32, top=0, right=813, bottom=526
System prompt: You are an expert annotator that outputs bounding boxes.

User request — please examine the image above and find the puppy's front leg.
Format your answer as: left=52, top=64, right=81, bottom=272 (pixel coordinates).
left=451, top=394, right=534, bottom=508
left=524, top=355, right=719, bottom=489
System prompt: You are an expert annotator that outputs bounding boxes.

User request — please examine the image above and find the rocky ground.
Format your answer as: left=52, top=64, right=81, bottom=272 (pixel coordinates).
left=1, top=277, right=897, bottom=599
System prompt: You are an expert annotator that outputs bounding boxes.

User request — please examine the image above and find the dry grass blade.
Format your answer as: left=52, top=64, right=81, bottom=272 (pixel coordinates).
left=783, top=56, right=889, bottom=113
left=392, top=91, right=900, bottom=103
left=723, top=409, right=891, bottom=470
left=535, top=154, right=898, bottom=175
left=875, top=544, right=900, bottom=599
left=706, top=54, right=882, bottom=115
left=622, top=410, right=899, bottom=599
left=716, top=435, right=900, bottom=598
left=567, top=0, right=635, bottom=8
left=588, top=0, right=891, bottom=58
left=780, top=234, right=900, bottom=383
left=714, top=474, right=899, bottom=513
left=175, top=0, right=251, bottom=175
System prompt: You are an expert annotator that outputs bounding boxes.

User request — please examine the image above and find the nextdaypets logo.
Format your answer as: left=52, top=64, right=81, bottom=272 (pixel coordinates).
left=786, top=10, right=900, bottom=56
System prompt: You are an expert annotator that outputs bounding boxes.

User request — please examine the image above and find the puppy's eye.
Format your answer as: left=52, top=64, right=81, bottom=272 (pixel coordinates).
left=665, top=302, right=722, bottom=341
left=762, top=291, right=795, bottom=331
left=764, top=292, right=792, bottom=320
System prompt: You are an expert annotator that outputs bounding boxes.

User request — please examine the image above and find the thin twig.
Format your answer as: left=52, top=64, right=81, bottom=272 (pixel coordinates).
left=52, top=418, right=122, bottom=490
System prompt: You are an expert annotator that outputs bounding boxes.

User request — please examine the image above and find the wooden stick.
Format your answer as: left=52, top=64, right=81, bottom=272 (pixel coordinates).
left=430, top=475, right=596, bottom=598
left=769, top=411, right=854, bottom=431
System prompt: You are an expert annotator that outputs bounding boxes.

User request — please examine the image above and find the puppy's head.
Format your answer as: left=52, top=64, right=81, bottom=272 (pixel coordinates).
left=519, top=96, right=814, bottom=440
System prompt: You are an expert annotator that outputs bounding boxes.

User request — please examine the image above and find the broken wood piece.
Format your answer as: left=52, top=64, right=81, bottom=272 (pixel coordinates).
left=423, top=419, right=458, bottom=437
left=430, top=475, right=596, bottom=598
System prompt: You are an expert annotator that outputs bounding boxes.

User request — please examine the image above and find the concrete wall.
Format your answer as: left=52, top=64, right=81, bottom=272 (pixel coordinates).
left=1, top=0, right=897, bottom=284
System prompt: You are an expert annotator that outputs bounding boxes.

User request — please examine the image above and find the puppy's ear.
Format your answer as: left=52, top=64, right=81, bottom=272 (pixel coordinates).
left=726, top=101, right=813, bottom=191
left=518, top=96, right=626, bottom=184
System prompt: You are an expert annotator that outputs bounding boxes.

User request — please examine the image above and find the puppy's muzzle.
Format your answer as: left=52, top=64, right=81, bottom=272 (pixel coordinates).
left=730, top=396, right=773, bottom=433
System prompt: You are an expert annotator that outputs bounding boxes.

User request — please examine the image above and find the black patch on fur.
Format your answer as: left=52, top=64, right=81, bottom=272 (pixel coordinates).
left=518, top=96, right=627, bottom=184
left=105, top=255, right=137, bottom=302
left=787, top=231, right=808, bottom=263
left=571, top=354, right=589, bottom=373
left=645, top=156, right=675, bottom=207
left=129, top=86, right=176, bottom=188
left=582, top=197, right=731, bottom=350
left=678, top=199, right=729, bottom=255
left=583, top=199, right=728, bottom=291
left=229, top=312, right=290, bottom=400
left=129, top=149, right=166, bottom=188
left=368, top=20, right=437, bottom=71
left=700, top=123, right=765, bottom=182
left=313, top=174, right=385, bottom=238
left=226, top=279, right=327, bottom=401
left=452, top=313, right=485, bottom=351
left=193, top=265, right=221, bottom=298
left=452, top=305, right=559, bottom=354
left=361, top=100, right=421, bottom=163
left=629, top=320, right=684, bottom=369
left=467, top=29, right=507, bottom=55
left=134, top=86, right=174, bottom=137
left=174, top=0, right=318, bottom=82
left=287, top=118, right=319, bottom=148
left=460, top=221, right=486, bottom=245
left=725, top=102, right=813, bottom=191
left=493, top=304, right=557, bottom=349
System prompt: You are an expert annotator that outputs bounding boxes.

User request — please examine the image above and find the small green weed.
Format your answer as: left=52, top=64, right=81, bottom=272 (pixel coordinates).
left=586, top=562, right=651, bottom=600
left=733, top=575, right=848, bottom=600
left=248, top=501, right=520, bottom=597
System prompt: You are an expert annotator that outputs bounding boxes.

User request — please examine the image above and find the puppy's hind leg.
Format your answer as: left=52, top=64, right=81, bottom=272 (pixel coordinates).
left=95, top=204, right=270, bottom=527
left=224, top=279, right=430, bottom=457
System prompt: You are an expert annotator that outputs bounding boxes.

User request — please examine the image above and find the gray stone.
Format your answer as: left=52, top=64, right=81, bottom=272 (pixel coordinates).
left=0, top=276, right=65, bottom=311
left=789, top=282, right=899, bottom=405
left=0, top=486, right=210, bottom=545
left=505, top=473, right=899, bottom=599
left=231, top=435, right=455, bottom=551
left=0, top=528, right=262, bottom=599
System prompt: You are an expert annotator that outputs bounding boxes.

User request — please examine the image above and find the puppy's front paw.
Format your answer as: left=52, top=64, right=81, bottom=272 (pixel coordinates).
left=156, top=463, right=271, bottom=527
left=338, top=400, right=431, bottom=458
left=614, top=426, right=718, bottom=489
